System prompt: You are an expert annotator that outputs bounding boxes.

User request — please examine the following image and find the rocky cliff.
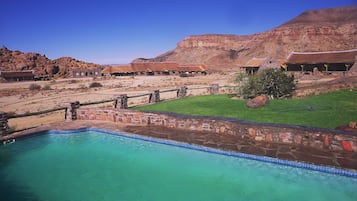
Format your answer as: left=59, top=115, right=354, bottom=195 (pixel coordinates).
left=146, top=6, right=357, bottom=71
left=0, top=47, right=101, bottom=78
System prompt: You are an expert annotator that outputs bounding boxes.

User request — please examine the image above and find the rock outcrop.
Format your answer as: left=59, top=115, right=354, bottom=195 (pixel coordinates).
left=148, top=6, right=357, bottom=71
left=0, top=47, right=101, bottom=78
left=246, top=95, right=269, bottom=108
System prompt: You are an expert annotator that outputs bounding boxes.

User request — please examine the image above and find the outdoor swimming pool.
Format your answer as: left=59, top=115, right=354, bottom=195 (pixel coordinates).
left=1, top=129, right=356, bottom=201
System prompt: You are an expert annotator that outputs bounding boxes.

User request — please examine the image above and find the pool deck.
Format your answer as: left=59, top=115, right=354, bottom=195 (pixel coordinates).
left=2, top=120, right=357, bottom=171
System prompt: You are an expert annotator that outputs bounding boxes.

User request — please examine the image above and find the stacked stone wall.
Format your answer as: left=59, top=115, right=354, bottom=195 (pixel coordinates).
left=77, top=108, right=357, bottom=152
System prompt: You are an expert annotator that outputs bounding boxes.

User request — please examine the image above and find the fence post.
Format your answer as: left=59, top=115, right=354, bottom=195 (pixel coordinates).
left=149, top=90, right=160, bottom=103
left=177, top=86, right=187, bottom=98
left=113, top=94, right=128, bottom=109
left=209, top=84, right=219, bottom=95
left=0, top=112, right=9, bottom=136
left=64, top=101, right=80, bottom=121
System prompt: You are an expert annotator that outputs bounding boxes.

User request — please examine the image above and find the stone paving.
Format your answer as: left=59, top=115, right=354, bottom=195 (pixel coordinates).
left=2, top=120, right=357, bottom=171
left=123, top=125, right=357, bottom=171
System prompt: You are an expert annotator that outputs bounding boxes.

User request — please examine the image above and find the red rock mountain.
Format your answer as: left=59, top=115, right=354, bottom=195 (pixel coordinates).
left=0, top=47, right=101, bottom=77
left=1, top=6, right=356, bottom=76
left=143, top=6, right=357, bottom=71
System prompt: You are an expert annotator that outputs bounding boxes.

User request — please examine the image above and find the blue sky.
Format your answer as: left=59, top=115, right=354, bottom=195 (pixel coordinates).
left=1, top=0, right=355, bottom=64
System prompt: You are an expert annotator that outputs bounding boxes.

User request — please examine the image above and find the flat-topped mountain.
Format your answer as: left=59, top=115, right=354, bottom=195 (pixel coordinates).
left=144, top=6, right=357, bottom=70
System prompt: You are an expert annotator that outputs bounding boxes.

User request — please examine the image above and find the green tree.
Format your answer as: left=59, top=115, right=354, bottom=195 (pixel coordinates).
left=239, top=69, right=296, bottom=99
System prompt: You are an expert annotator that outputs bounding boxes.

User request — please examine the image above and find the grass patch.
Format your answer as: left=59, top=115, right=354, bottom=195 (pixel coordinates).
left=134, top=90, right=357, bottom=129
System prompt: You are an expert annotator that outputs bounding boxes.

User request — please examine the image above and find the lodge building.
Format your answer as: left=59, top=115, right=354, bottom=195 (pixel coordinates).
left=72, top=68, right=103, bottom=78
left=0, top=70, right=35, bottom=81
left=284, top=49, right=357, bottom=73
left=102, top=62, right=208, bottom=77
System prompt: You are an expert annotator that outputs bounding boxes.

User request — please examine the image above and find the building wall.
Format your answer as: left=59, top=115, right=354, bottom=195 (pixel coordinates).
left=72, top=68, right=102, bottom=77
left=77, top=108, right=357, bottom=152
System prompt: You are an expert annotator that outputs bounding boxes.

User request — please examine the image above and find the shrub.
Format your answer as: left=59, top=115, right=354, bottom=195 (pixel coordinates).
left=29, top=83, right=41, bottom=90
left=69, top=79, right=78, bottom=84
left=89, top=82, right=103, bottom=88
left=240, top=69, right=296, bottom=99
left=42, top=84, right=52, bottom=90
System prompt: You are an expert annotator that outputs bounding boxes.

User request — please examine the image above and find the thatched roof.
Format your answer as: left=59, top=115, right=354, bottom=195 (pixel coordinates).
left=131, top=62, right=178, bottom=72
left=178, top=64, right=207, bottom=72
left=102, top=65, right=134, bottom=74
left=242, top=58, right=266, bottom=67
left=286, top=49, right=357, bottom=64
left=102, top=63, right=207, bottom=74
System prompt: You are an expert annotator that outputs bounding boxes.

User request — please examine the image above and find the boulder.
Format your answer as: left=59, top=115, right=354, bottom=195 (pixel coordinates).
left=247, top=95, right=269, bottom=108
left=335, top=121, right=357, bottom=132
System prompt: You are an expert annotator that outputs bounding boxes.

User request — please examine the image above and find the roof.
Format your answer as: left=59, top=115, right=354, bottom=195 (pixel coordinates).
left=131, top=62, right=178, bottom=72
left=102, top=65, right=134, bottom=74
left=286, top=49, right=357, bottom=64
left=101, top=63, right=207, bottom=74
left=177, top=64, right=207, bottom=72
left=0, top=71, right=34, bottom=78
left=242, top=58, right=266, bottom=67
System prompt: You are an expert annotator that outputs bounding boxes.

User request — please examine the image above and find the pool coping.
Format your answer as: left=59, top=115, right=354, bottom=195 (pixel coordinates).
left=46, top=127, right=357, bottom=178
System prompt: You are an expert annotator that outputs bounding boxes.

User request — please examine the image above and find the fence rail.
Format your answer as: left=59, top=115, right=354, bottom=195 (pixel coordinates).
left=1, top=84, right=237, bottom=135
left=7, top=107, right=67, bottom=119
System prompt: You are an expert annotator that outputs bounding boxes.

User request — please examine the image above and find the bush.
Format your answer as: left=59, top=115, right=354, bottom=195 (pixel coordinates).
left=69, top=79, right=78, bottom=84
left=89, top=82, right=103, bottom=88
left=240, top=69, right=296, bottom=99
left=29, top=83, right=41, bottom=90
left=42, top=84, right=52, bottom=90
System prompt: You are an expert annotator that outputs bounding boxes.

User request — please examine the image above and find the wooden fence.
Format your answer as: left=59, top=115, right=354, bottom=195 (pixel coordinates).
left=0, top=84, right=237, bottom=134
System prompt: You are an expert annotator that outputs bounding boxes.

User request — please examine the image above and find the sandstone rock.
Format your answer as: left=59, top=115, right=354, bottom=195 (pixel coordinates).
left=149, top=6, right=357, bottom=71
left=246, top=95, right=269, bottom=108
left=248, top=128, right=256, bottom=138
left=349, top=121, right=356, bottom=128
left=342, top=141, right=353, bottom=152
left=0, top=47, right=101, bottom=78
left=335, top=121, right=357, bottom=132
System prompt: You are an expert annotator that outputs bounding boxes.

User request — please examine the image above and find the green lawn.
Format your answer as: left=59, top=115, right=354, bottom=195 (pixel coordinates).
left=133, top=90, right=357, bottom=129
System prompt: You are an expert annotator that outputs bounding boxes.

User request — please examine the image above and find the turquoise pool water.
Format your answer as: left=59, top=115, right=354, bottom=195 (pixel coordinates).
left=1, top=130, right=357, bottom=201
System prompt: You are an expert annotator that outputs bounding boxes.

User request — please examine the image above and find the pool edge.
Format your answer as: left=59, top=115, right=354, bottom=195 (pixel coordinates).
left=47, top=127, right=357, bottom=178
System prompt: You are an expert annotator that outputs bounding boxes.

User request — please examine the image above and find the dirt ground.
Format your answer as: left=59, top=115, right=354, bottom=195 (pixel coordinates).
left=0, top=73, right=235, bottom=130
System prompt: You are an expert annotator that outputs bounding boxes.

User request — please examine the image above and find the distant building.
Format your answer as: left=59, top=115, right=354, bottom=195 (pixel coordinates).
left=131, top=62, right=178, bottom=75
left=0, top=70, right=34, bottom=81
left=241, top=57, right=282, bottom=74
left=72, top=68, right=103, bottom=78
left=240, top=58, right=266, bottom=75
left=101, top=62, right=207, bottom=77
left=284, top=49, right=357, bottom=73
left=101, top=65, right=135, bottom=76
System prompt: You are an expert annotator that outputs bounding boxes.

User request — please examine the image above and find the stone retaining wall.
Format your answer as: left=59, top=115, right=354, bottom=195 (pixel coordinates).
left=77, top=108, right=357, bottom=152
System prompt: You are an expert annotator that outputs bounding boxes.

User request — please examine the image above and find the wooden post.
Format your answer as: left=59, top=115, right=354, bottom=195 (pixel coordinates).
left=149, top=90, right=160, bottom=103
left=324, top=64, right=329, bottom=73
left=177, top=86, right=187, bottom=98
left=64, top=101, right=80, bottom=121
left=209, top=84, right=219, bottom=95
left=0, top=112, right=9, bottom=136
left=114, top=94, right=128, bottom=109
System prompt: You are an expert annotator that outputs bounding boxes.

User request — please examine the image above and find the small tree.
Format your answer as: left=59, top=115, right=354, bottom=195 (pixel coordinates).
left=240, top=69, right=296, bottom=99
left=29, top=83, right=41, bottom=90
left=89, top=82, right=103, bottom=88
left=258, top=69, right=296, bottom=99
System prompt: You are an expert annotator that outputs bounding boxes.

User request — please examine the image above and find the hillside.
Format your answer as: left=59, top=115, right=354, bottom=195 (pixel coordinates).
left=144, top=6, right=357, bottom=71
left=0, top=47, right=101, bottom=77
